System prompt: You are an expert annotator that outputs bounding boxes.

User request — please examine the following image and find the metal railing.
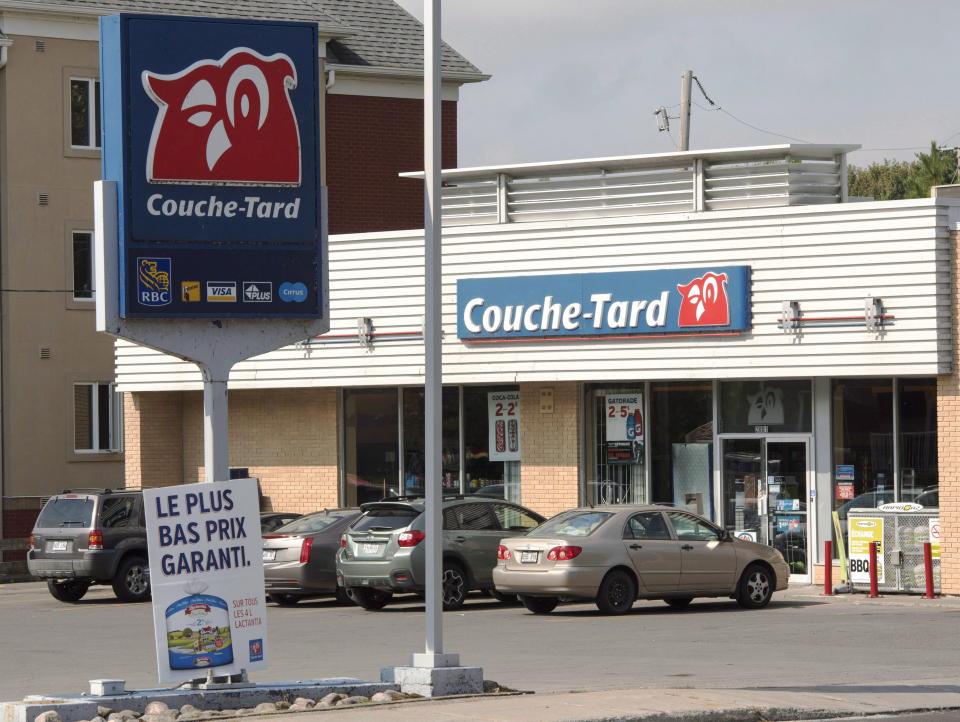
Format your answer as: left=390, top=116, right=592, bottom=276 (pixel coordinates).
left=402, top=144, right=858, bottom=227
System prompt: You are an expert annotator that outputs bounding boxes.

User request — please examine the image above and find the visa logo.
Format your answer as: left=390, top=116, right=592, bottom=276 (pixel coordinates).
left=206, top=282, right=237, bottom=302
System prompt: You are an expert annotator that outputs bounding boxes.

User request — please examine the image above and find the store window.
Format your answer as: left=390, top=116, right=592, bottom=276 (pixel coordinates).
left=831, top=379, right=894, bottom=519
left=344, top=385, right=521, bottom=506
left=401, top=387, right=460, bottom=496
left=720, top=379, right=812, bottom=434
left=898, top=378, right=937, bottom=505
left=343, top=389, right=399, bottom=506
left=74, top=382, right=120, bottom=452
left=463, top=387, right=520, bottom=503
left=586, top=386, right=645, bottom=506
left=70, top=77, right=101, bottom=149
left=650, top=382, right=713, bottom=516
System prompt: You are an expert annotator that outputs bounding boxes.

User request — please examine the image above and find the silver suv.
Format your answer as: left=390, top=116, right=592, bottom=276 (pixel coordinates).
left=336, top=496, right=544, bottom=611
left=27, top=489, right=150, bottom=603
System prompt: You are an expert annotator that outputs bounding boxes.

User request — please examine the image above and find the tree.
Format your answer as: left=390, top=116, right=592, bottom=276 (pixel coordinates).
left=905, top=141, right=957, bottom=198
left=847, top=159, right=913, bottom=201
left=847, top=141, right=957, bottom=201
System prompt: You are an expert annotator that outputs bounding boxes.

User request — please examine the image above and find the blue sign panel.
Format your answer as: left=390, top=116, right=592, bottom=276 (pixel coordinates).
left=100, top=14, right=323, bottom=318
left=456, top=266, right=751, bottom=341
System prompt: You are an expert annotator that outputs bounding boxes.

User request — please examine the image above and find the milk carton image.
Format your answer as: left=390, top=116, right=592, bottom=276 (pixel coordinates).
left=166, top=584, right=233, bottom=670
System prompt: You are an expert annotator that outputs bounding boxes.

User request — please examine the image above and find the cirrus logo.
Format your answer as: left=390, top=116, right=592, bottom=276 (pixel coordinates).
left=279, top=281, right=307, bottom=302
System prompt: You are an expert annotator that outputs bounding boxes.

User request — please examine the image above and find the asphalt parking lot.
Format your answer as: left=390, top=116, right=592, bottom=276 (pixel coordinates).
left=1, top=581, right=958, bottom=703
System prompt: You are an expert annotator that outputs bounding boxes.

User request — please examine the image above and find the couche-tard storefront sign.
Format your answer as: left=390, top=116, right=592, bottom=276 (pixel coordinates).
left=456, top=266, right=751, bottom=341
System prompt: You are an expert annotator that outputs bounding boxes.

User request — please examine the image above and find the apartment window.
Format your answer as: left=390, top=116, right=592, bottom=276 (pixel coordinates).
left=74, top=382, right=120, bottom=452
left=70, top=78, right=100, bottom=149
left=73, top=231, right=93, bottom=300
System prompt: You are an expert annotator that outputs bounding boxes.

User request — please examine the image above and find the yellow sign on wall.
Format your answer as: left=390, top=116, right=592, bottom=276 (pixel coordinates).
left=848, top=516, right=884, bottom=584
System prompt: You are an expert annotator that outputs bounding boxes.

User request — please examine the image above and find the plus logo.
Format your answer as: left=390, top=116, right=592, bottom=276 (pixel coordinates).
left=142, top=48, right=301, bottom=185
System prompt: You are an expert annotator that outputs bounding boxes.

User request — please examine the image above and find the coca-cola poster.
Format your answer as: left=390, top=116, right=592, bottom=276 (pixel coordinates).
left=489, top=391, right=520, bottom=461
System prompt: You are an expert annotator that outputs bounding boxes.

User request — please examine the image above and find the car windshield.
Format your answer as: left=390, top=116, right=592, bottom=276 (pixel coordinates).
left=36, top=497, right=95, bottom=528
left=276, top=513, right=350, bottom=534
left=528, top=511, right=613, bottom=537
left=352, top=508, right=419, bottom=532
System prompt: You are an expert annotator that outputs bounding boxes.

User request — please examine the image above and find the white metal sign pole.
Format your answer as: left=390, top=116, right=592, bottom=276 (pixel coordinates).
left=201, top=361, right=231, bottom=484
left=420, top=0, right=450, bottom=667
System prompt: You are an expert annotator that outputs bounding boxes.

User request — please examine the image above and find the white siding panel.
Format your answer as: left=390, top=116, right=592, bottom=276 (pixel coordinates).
left=115, top=200, right=954, bottom=391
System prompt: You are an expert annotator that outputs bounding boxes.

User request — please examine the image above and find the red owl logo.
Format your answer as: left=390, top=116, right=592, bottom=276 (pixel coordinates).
left=143, top=48, right=301, bottom=185
left=676, top=272, right=730, bottom=327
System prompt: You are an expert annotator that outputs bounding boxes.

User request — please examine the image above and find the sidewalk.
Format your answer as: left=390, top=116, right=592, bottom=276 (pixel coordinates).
left=290, top=681, right=960, bottom=721
left=291, top=586, right=960, bottom=721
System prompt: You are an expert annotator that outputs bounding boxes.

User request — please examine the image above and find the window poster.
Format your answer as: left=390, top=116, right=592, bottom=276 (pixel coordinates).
left=604, top=394, right=644, bottom=465
left=489, top=391, right=520, bottom=461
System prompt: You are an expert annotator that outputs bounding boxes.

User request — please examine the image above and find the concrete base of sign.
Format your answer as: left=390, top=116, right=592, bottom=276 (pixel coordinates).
left=1, top=678, right=393, bottom=722
left=381, top=664, right=484, bottom=698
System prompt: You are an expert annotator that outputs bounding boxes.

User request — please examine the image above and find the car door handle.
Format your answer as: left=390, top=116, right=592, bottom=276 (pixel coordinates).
left=453, top=536, right=467, bottom=542
left=629, top=544, right=643, bottom=550
left=681, top=544, right=695, bottom=551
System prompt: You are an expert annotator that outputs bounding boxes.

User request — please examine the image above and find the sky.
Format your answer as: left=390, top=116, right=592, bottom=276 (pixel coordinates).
left=394, top=0, right=960, bottom=170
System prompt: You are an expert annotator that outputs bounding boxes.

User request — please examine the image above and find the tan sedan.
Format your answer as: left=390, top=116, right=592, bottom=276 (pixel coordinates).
left=493, top=505, right=789, bottom=615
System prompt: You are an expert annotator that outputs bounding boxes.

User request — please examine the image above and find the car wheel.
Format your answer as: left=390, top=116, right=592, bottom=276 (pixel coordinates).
left=111, top=555, right=150, bottom=602
left=664, top=597, right=693, bottom=610
left=442, top=562, right=468, bottom=611
left=268, top=594, right=301, bottom=606
left=736, top=564, right=774, bottom=609
left=334, top=587, right=355, bottom=606
left=491, top=589, right=519, bottom=604
left=46, top=579, right=90, bottom=603
left=520, top=595, right=558, bottom=614
left=595, top=570, right=636, bottom=615
left=348, top=587, right=392, bottom=611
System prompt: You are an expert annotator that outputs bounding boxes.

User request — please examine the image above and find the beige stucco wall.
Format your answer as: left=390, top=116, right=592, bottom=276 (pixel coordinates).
left=935, top=230, right=960, bottom=594
left=1, top=33, right=122, bottom=498
left=125, top=389, right=339, bottom=513
left=519, top=382, right=581, bottom=519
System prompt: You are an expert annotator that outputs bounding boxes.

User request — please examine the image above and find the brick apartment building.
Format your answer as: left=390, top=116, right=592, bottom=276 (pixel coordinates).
left=0, top=0, right=486, bottom=563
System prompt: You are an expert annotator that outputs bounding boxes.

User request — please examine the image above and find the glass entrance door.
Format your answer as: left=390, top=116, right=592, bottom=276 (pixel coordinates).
left=721, top=438, right=810, bottom=579
left=766, top=441, right=809, bottom=578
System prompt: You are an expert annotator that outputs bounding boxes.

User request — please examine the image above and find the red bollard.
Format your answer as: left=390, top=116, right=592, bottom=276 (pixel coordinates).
left=868, top=541, right=881, bottom=598
left=923, top=542, right=937, bottom=599
left=823, top=540, right=833, bottom=595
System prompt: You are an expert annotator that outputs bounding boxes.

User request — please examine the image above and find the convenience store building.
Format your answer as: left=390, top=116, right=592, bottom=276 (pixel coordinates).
left=115, top=144, right=958, bottom=592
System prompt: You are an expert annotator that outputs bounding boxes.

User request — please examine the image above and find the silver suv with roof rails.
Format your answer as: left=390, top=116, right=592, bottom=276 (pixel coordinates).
left=27, top=488, right=150, bottom=603
left=337, top=495, right=545, bottom=611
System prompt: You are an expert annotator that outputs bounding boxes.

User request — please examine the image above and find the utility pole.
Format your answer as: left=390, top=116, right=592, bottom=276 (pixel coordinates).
left=678, top=69, right=692, bottom=151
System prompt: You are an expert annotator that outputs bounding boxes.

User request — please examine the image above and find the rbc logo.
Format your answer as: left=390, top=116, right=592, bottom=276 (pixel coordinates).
left=143, top=48, right=301, bottom=185
left=137, top=257, right=172, bottom=306
left=676, top=271, right=730, bottom=327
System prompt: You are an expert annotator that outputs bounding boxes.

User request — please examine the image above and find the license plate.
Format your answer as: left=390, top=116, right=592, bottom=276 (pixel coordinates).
left=51, top=541, right=68, bottom=552
left=362, top=543, right=380, bottom=555
left=262, top=550, right=276, bottom=562
left=520, top=551, right=538, bottom=563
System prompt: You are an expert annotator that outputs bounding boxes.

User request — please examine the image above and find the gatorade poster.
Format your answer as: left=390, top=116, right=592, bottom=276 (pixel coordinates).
left=489, top=391, right=520, bottom=461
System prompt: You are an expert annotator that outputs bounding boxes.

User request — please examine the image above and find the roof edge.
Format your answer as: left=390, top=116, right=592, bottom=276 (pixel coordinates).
left=401, top=144, right=863, bottom=180
left=327, top=61, right=489, bottom=84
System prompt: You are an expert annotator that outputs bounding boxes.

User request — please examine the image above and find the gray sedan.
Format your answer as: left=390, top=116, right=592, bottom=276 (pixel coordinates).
left=262, top=509, right=361, bottom=605
left=493, top=505, right=790, bottom=615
